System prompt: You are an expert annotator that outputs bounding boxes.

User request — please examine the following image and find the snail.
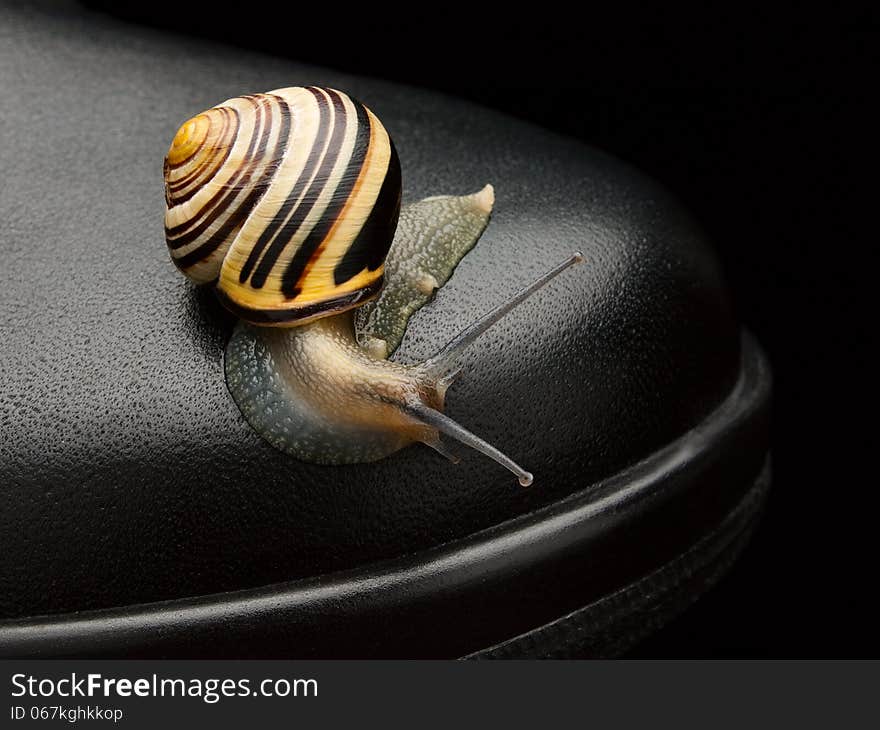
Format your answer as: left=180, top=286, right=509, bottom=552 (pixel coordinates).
left=164, top=86, right=581, bottom=486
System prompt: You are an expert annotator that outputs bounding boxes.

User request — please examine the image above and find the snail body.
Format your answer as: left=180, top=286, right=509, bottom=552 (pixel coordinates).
left=227, top=312, right=436, bottom=466
left=164, top=86, right=581, bottom=485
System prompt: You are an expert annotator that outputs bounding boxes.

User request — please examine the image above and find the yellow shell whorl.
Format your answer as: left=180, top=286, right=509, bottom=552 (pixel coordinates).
left=163, top=86, right=401, bottom=326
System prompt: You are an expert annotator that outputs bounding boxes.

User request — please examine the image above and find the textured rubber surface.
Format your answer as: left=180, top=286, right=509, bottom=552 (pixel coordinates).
left=0, top=3, right=741, bottom=621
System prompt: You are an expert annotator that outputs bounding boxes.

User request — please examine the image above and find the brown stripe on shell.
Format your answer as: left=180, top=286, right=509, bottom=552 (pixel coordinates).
left=281, top=90, right=374, bottom=298
left=249, top=87, right=347, bottom=290
left=333, top=140, right=401, bottom=286
left=238, top=88, right=332, bottom=285
left=215, top=276, right=383, bottom=325
left=263, top=87, right=352, bottom=294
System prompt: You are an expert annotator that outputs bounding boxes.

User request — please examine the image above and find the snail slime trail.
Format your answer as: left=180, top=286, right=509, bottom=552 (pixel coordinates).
left=164, top=86, right=583, bottom=485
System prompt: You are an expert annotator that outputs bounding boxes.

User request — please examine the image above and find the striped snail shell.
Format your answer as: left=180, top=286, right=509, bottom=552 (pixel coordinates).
left=164, top=86, right=401, bottom=326
left=163, top=86, right=582, bottom=485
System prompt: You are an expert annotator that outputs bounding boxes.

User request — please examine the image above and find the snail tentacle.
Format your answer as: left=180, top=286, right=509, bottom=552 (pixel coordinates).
left=404, top=399, right=534, bottom=487
left=422, top=252, right=585, bottom=382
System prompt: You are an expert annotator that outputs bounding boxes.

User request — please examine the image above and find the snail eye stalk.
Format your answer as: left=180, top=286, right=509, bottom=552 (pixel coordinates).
left=424, top=252, right=584, bottom=379
left=406, top=399, right=534, bottom=487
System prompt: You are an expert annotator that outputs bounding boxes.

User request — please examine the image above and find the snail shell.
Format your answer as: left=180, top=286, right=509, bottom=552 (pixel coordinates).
left=164, top=86, right=401, bottom=326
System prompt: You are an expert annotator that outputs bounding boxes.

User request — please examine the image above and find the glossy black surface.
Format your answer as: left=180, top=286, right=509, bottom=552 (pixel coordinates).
left=1, top=3, right=744, bottom=635
left=36, top=0, right=872, bottom=660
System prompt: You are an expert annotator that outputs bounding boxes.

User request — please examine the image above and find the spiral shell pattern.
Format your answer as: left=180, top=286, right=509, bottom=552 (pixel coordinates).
left=163, top=86, right=401, bottom=325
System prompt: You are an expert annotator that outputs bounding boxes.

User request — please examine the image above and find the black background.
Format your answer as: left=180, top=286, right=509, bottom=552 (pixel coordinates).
left=82, top=2, right=875, bottom=657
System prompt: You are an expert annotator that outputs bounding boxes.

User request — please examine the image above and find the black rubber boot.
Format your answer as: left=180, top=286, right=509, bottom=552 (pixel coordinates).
left=0, top=4, right=771, bottom=658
